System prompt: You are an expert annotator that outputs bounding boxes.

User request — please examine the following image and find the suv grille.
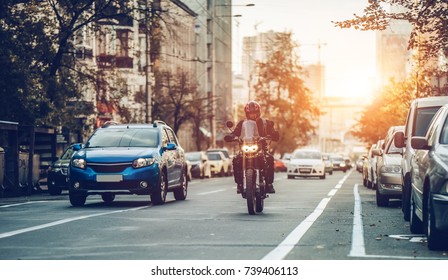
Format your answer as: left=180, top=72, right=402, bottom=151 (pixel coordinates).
left=88, top=162, right=131, bottom=173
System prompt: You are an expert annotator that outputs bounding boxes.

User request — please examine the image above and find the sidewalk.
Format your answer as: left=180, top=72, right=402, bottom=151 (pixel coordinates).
left=0, top=187, right=68, bottom=206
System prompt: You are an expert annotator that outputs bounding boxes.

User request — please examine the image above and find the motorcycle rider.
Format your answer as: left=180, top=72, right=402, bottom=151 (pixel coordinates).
left=225, top=101, right=279, bottom=194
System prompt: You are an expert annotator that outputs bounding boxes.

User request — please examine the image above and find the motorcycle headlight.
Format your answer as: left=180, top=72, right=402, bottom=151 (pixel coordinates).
left=132, top=158, right=155, bottom=168
left=380, top=165, right=401, bottom=173
left=72, top=158, right=86, bottom=169
left=242, top=144, right=258, bottom=153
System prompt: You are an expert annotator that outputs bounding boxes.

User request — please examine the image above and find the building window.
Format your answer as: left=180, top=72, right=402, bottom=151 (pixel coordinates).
left=117, top=30, right=129, bottom=57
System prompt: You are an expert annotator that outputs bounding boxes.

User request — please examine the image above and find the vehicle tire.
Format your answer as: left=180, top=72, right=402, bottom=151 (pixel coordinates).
left=287, top=175, right=294, bottom=179
left=255, top=186, right=264, bottom=213
left=245, top=169, right=256, bottom=215
left=427, top=194, right=447, bottom=250
left=329, top=170, right=333, bottom=175
left=174, top=170, right=188, bottom=201
left=101, top=193, right=115, bottom=203
left=69, top=190, right=87, bottom=207
left=219, top=167, right=225, bottom=177
left=151, top=171, right=167, bottom=205
left=402, top=174, right=411, bottom=221
left=376, top=187, right=388, bottom=207
left=367, top=180, right=372, bottom=189
left=363, top=178, right=368, bottom=187
left=48, top=184, right=62, bottom=196
left=409, top=191, right=424, bottom=234
left=320, top=173, right=326, bottom=179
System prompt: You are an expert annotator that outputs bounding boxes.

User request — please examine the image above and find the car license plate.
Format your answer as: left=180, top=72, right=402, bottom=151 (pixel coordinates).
left=299, top=168, right=311, bottom=173
left=96, top=174, right=123, bottom=182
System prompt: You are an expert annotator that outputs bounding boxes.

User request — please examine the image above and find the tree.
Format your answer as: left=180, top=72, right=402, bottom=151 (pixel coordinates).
left=152, top=68, right=201, bottom=134
left=333, top=0, right=448, bottom=60
left=253, top=32, right=320, bottom=155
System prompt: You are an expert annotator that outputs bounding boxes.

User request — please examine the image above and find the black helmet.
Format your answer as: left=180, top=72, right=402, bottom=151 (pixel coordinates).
left=244, top=101, right=261, bottom=120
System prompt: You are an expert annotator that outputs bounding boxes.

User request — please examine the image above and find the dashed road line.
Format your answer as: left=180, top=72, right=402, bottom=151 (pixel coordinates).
left=262, top=170, right=353, bottom=260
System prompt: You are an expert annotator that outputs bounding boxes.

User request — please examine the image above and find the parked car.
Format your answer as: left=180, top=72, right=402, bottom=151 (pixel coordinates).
left=185, top=151, right=211, bottom=179
left=274, top=158, right=287, bottom=172
left=47, top=143, right=80, bottom=195
left=373, top=126, right=404, bottom=207
left=330, top=154, right=347, bottom=172
left=363, top=140, right=383, bottom=189
left=207, top=148, right=232, bottom=176
left=410, top=104, right=448, bottom=250
left=395, top=96, right=448, bottom=221
left=356, top=155, right=365, bottom=173
left=68, top=121, right=188, bottom=207
left=207, top=151, right=228, bottom=177
left=287, top=149, right=326, bottom=179
left=322, top=153, right=333, bottom=175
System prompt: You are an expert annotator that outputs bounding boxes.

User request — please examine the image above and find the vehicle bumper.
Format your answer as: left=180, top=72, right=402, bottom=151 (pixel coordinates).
left=288, top=167, right=325, bottom=177
left=69, top=164, right=160, bottom=195
left=378, top=172, right=402, bottom=196
left=432, top=193, right=448, bottom=231
left=47, top=171, right=69, bottom=188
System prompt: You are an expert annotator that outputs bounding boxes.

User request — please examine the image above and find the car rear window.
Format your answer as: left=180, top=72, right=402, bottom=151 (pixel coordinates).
left=413, top=107, right=441, bottom=136
left=86, top=128, right=159, bottom=148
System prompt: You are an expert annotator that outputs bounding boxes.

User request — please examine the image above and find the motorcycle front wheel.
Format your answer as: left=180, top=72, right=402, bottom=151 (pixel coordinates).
left=245, top=168, right=257, bottom=215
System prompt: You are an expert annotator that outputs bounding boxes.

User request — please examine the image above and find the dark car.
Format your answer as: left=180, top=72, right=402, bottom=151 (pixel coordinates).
left=47, top=143, right=80, bottom=195
left=68, top=121, right=188, bottom=207
left=410, top=104, right=448, bottom=250
left=330, top=154, right=347, bottom=172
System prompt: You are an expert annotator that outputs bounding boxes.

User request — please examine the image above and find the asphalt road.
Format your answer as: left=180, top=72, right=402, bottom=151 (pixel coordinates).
left=1, top=169, right=447, bottom=261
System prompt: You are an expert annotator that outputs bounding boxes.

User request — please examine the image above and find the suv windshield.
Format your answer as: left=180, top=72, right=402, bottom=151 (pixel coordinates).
left=86, top=128, right=159, bottom=148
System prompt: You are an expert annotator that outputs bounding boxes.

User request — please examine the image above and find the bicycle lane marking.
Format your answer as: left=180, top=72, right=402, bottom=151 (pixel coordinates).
left=262, top=170, right=353, bottom=260
left=0, top=206, right=149, bottom=239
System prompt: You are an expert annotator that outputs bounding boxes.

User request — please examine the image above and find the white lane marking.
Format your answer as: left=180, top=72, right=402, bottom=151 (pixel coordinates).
left=197, top=189, right=226, bottom=196
left=0, top=206, right=148, bottom=239
left=262, top=169, right=353, bottom=260
left=328, top=189, right=337, bottom=196
left=0, top=201, right=48, bottom=208
left=349, top=184, right=366, bottom=257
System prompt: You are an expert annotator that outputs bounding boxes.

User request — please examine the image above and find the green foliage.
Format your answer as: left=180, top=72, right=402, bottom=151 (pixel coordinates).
left=253, top=32, right=320, bottom=155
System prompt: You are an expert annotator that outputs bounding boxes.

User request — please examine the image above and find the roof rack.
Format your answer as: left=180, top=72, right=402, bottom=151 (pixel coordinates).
left=102, top=121, right=119, bottom=128
left=153, top=120, right=166, bottom=127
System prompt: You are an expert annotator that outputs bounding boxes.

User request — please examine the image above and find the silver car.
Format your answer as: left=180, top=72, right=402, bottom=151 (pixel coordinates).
left=373, top=126, right=404, bottom=207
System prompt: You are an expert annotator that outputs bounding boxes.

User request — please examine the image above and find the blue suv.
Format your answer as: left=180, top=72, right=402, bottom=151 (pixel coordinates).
left=68, top=121, right=188, bottom=206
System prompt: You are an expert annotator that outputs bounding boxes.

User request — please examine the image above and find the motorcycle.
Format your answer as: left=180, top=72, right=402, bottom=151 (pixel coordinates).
left=224, top=120, right=271, bottom=215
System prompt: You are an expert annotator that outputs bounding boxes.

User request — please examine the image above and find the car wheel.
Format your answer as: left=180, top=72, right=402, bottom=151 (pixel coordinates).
left=101, top=193, right=115, bottom=203
left=151, top=171, right=167, bottom=205
left=69, top=190, right=87, bottom=207
left=427, top=193, right=447, bottom=250
left=329, top=171, right=333, bottom=175
left=48, top=184, right=62, bottom=196
left=219, top=167, right=225, bottom=177
left=287, top=175, right=294, bottom=179
left=409, top=190, right=424, bottom=234
left=174, top=170, right=188, bottom=201
left=376, top=187, right=388, bottom=207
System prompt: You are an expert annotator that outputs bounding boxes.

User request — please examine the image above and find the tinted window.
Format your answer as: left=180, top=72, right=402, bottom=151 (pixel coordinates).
left=413, top=107, right=441, bottom=136
left=86, top=128, right=158, bottom=147
left=186, top=153, right=201, bottom=161
left=60, top=147, right=75, bottom=160
left=166, top=128, right=178, bottom=145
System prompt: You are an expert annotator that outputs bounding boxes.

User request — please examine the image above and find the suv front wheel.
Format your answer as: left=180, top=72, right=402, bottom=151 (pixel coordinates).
left=151, top=171, right=167, bottom=205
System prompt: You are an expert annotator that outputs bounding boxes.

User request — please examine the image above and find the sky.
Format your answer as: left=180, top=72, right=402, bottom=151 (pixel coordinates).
left=231, top=0, right=377, bottom=98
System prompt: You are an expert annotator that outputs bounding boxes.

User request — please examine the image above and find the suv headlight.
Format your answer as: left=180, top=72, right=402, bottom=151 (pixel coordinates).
left=72, top=158, right=86, bottom=169
left=380, top=165, right=401, bottom=173
left=132, top=158, right=155, bottom=168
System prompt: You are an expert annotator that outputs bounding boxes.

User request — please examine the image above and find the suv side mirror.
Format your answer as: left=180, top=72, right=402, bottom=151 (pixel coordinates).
left=394, top=131, right=405, bottom=148
left=165, top=143, right=177, bottom=151
left=72, top=143, right=83, bottom=151
left=411, top=136, right=430, bottom=150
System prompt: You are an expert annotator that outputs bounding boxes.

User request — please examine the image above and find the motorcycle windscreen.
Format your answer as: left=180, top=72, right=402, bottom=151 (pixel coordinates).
left=240, top=120, right=259, bottom=142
